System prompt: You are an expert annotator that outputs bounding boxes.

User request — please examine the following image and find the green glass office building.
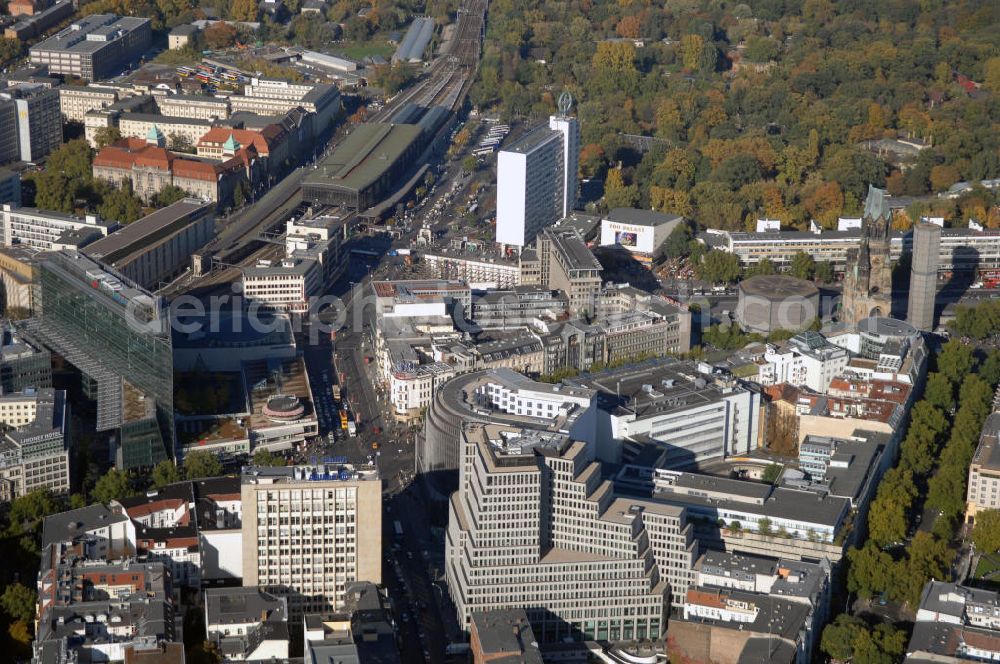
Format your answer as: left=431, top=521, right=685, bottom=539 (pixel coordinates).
left=25, top=250, right=174, bottom=468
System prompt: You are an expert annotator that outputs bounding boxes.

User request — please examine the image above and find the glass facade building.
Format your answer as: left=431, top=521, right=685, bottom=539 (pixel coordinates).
left=25, top=250, right=173, bottom=468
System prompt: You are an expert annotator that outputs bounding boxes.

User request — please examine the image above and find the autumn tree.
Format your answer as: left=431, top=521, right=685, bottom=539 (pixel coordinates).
left=204, top=21, right=239, bottom=49
left=603, top=168, right=639, bottom=210
left=616, top=15, right=641, bottom=39
left=680, top=34, right=704, bottom=70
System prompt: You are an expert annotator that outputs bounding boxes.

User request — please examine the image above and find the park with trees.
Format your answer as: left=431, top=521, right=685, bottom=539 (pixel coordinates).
left=471, top=0, right=1000, bottom=231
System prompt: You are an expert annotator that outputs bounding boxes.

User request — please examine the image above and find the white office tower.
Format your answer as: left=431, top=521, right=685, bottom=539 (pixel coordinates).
left=446, top=422, right=697, bottom=643
left=496, top=107, right=580, bottom=248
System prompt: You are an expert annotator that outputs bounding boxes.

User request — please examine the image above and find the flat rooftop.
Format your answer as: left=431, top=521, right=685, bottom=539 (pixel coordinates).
left=303, top=122, right=422, bottom=193
left=605, top=208, right=683, bottom=227
left=502, top=123, right=561, bottom=155
left=542, top=228, right=601, bottom=271
left=84, top=198, right=211, bottom=263
left=32, top=14, right=149, bottom=55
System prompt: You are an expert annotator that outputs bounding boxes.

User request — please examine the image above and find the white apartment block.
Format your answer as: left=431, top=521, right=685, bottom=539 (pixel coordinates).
left=446, top=423, right=697, bottom=643
left=241, top=464, right=382, bottom=618
left=496, top=115, right=580, bottom=248
left=756, top=332, right=851, bottom=393
left=422, top=252, right=522, bottom=289
left=59, top=86, right=119, bottom=122
left=389, top=361, right=455, bottom=421
left=118, top=113, right=214, bottom=146
left=1, top=204, right=114, bottom=249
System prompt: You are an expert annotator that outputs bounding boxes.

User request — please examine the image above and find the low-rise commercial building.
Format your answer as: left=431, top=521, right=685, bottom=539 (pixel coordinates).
left=470, top=609, right=543, bottom=664
left=600, top=208, right=684, bottom=265
left=30, top=15, right=153, bottom=81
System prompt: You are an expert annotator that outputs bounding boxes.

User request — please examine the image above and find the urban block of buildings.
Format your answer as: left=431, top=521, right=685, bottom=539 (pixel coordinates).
left=29, top=15, right=153, bottom=81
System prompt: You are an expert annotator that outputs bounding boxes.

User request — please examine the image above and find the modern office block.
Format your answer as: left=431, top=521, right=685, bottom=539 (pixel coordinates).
left=23, top=250, right=173, bottom=468
left=536, top=228, right=601, bottom=316
left=1, top=204, right=114, bottom=250
left=30, top=15, right=152, bottom=81
left=0, top=84, right=61, bottom=163
left=496, top=114, right=580, bottom=248
left=241, top=463, right=382, bottom=618
left=446, top=422, right=697, bottom=641
left=907, top=222, right=941, bottom=331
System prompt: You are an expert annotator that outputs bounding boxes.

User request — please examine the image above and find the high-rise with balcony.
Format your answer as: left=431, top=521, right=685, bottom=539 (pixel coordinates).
left=241, top=463, right=382, bottom=618
left=446, top=422, right=697, bottom=643
left=496, top=114, right=580, bottom=248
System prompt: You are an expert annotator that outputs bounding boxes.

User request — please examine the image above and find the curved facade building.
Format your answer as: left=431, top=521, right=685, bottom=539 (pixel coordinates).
left=420, top=368, right=595, bottom=498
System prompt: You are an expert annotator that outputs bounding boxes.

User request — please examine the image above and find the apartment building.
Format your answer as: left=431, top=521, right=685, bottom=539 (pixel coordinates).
left=446, top=422, right=697, bottom=642
left=536, top=228, right=602, bottom=316
left=422, top=251, right=522, bottom=289
left=1, top=204, right=115, bottom=250
left=966, top=412, right=1000, bottom=525
left=158, top=93, right=230, bottom=121
left=205, top=587, right=289, bottom=662
left=30, top=15, right=153, bottom=81
left=496, top=114, right=579, bottom=248
left=470, top=286, right=567, bottom=329
left=906, top=582, right=1000, bottom=662
left=59, top=85, right=119, bottom=122
left=756, top=331, right=851, bottom=393
left=241, top=463, right=382, bottom=618
left=0, top=388, right=69, bottom=502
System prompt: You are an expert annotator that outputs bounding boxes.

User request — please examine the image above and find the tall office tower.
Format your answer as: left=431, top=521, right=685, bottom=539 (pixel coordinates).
left=22, top=250, right=174, bottom=468
left=907, top=222, right=941, bottom=331
left=241, top=463, right=382, bottom=618
left=446, top=422, right=697, bottom=643
left=0, top=84, right=61, bottom=163
left=496, top=108, right=580, bottom=248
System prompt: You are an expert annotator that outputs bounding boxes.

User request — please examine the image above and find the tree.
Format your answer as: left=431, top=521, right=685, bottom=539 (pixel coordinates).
left=93, top=468, right=134, bottom=504
left=153, top=185, right=189, bottom=208
left=252, top=449, right=287, bottom=467
left=183, top=450, right=223, bottom=479
left=94, top=126, right=122, bottom=149
left=757, top=517, right=772, bottom=535
left=228, top=0, right=258, bottom=22
left=903, top=532, right=952, bottom=606
left=820, top=614, right=866, bottom=662
left=1, top=583, right=36, bottom=624
left=697, top=250, right=741, bottom=284
left=204, top=21, right=239, bottom=49
left=663, top=222, right=693, bottom=259
left=847, top=542, right=892, bottom=599
left=8, top=488, right=60, bottom=535
left=97, top=183, right=144, bottom=224
left=461, top=155, right=478, bottom=173
left=680, top=34, right=704, bottom=70
left=603, top=168, right=639, bottom=209
left=789, top=252, right=816, bottom=280
left=938, top=339, right=975, bottom=387
left=924, top=372, right=955, bottom=413
left=814, top=261, right=834, bottom=283
left=169, top=133, right=194, bottom=153
left=972, top=510, right=1000, bottom=553
left=980, top=349, right=1000, bottom=390
left=743, top=36, right=779, bottom=63
left=151, top=460, right=182, bottom=489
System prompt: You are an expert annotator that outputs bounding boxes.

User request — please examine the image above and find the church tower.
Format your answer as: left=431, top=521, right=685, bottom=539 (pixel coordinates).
left=841, top=185, right=894, bottom=323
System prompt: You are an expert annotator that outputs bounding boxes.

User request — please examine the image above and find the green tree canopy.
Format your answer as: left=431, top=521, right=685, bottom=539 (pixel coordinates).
left=93, top=469, right=135, bottom=504
left=972, top=510, right=1000, bottom=554
left=0, top=583, right=37, bottom=624
left=150, top=460, right=182, bottom=489
left=183, top=451, right=223, bottom=479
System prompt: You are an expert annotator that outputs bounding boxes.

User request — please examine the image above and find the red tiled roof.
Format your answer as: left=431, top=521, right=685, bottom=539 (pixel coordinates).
left=686, top=588, right=727, bottom=609
left=95, top=138, right=255, bottom=183
left=197, top=127, right=274, bottom=156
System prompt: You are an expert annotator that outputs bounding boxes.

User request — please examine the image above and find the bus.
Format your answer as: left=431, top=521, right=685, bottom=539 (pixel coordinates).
left=340, top=410, right=348, bottom=430
left=472, top=147, right=494, bottom=156
left=332, top=385, right=341, bottom=403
